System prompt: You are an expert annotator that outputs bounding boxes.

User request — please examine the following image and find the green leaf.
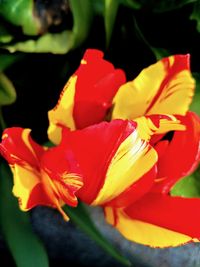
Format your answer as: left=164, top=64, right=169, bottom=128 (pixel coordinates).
left=190, top=73, right=200, bottom=115
left=190, top=1, right=200, bottom=32
left=64, top=202, right=131, bottom=266
left=69, top=0, right=93, bottom=48
left=104, top=0, right=120, bottom=47
left=0, top=24, right=13, bottom=43
left=0, top=72, right=16, bottom=106
left=0, top=161, right=49, bottom=267
left=92, top=0, right=105, bottom=15
left=152, top=0, right=196, bottom=12
left=2, top=0, right=93, bottom=54
left=0, top=53, right=22, bottom=72
left=120, top=0, right=142, bottom=9
left=0, top=0, right=40, bottom=35
left=150, top=47, right=171, bottom=61
left=3, top=30, right=74, bottom=54
left=171, top=168, right=200, bottom=197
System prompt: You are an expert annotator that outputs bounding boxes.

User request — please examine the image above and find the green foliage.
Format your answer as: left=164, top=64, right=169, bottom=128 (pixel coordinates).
left=0, top=54, right=21, bottom=71
left=4, top=31, right=74, bottom=54
left=64, top=203, right=131, bottom=266
left=150, top=0, right=197, bottom=12
left=1, top=0, right=93, bottom=54
left=191, top=73, right=200, bottom=115
left=0, top=53, right=22, bottom=106
left=0, top=24, right=13, bottom=43
left=0, top=72, right=16, bottom=105
left=0, top=0, right=41, bottom=35
left=171, top=168, right=200, bottom=197
left=104, top=0, right=121, bottom=47
left=0, top=162, right=49, bottom=267
left=70, top=0, right=93, bottom=48
left=190, top=0, right=200, bottom=32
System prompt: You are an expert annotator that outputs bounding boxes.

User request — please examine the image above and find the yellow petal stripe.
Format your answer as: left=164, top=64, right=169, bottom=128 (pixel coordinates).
left=48, top=76, right=77, bottom=144
left=12, top=164, right=40, bottom=211
left=134, top=115, right=185, bottom=141
left=112, top=56, right=195, bottom=120
left=91, top=130, right=158, bottom=205
left=104, top=207, right=197, bottom=248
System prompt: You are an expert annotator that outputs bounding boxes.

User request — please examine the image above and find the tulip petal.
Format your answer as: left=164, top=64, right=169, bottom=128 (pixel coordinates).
left=153, top=112, right=200, bottom=194
left=0, top=127, right=45, bottom=168
left=40, top=146, right=83, bottom=208
left=134, top=114, right=185, bottom=141
left=0, top=128, right=83, bottom=220
left=104, top=206, right=195, bottom=248
left=105, top=165, right=157, bottom=208
left=61, top=119, right=158, bottom=205
left=0, top=128, right=50, bottom=210
left=96, top=115, right=185, bottom=207
left=112, top=55, right=195, bottom=120
left=12, top=164, right=51, bottom=211
left=123, top=193, right=200, bottom=245
left=48, top=49, right=126, bottom=144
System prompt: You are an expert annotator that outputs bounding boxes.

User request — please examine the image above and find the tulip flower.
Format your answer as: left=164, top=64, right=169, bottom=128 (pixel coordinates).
left=104, top=112, right=200, bottom=247
left=48, top=49, right=126, bottom=144
left=1, top=49, right=200, bottom=249
left=46, top=49, right=200, bottom=247
left=112, top=53, right=195, bottom=119
left=48, top=50, right=195, bottom=145
left=59, top=115, right=185, bottom=206
left=0, top=127, right=83, bottom=221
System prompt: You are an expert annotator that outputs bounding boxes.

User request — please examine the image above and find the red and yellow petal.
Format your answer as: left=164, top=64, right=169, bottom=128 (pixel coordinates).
left=48, top=49, right=126, bottom=144
left=134, top=114, right=185, bottom=141
left=41, top=145, right=83, bottom=208
left=153, top=112, right=200, bottom=194
left=112, top=55, right=195, bottom=120
left=96, top=115, right=185, bottom=207
left=0, top=127, right=50, bottom=210
left=105, top=165, right=157, bottom=208
left=105, top=206, right=197, bottom=248
left=60, top=119, right=158, bottom=205
left=0, top=127, right=82, bottom=220
left=113, top=192, right=200, bottom=247
left=0, top=127, right=45, bottom=168
left=11, top=164, right=50, bottom=211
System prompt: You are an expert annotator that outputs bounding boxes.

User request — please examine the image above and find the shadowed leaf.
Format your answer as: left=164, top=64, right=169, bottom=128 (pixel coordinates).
left=0, top=162, right=49, bottom=267
left=64, top=203, right=131, bottom=266
left=0, top=72, right=16, bottom=106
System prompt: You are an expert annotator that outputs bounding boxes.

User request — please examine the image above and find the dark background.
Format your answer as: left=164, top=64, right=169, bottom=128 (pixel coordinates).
left=3, top=4, right=200, bottom=144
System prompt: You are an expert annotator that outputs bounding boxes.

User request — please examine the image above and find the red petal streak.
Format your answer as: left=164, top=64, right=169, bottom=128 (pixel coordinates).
left=27, top=183, right=53, bottom=209
left=125, top=192, right=200, bottom=237
left=146, top=55, right=191, bottom=114
left=153, top=112, right=200, bottom=193
left=73, top=49, right=126, bottom=129
left=105, top=165, right=157, bottom=208
left=61, top=120, right=136, bottom=204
